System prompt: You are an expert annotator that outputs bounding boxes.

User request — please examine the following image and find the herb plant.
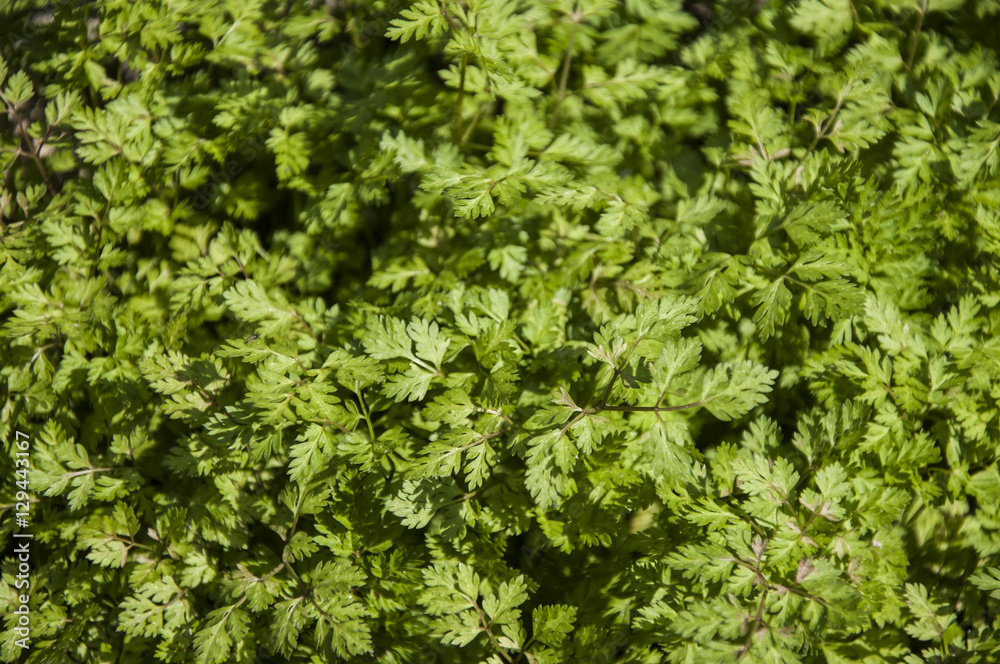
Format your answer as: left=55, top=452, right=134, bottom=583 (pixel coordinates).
left=2, top=1, right=1000, bottom=663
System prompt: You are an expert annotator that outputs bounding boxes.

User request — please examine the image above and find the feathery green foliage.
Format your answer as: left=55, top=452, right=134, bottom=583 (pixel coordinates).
left=2, top=1, right=1000, bottom=663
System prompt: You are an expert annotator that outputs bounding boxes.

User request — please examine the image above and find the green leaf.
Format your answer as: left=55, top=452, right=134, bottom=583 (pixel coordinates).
left=386, top=0, right=451, bottom=42
left=223, top=280, right=299, bottom=338
left=701, top=361, right=779, bottom=421
left=532, top=605, right=577, bottom=646
left=408, top=317, right=450, bottom=369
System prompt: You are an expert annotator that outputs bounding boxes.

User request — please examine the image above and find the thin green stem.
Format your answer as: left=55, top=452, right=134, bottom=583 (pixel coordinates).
left=738, top=590, right=770, bottom=661
left=598, top=335, right=642, bottom=408
left=406, top=352, right=445, bottom=377
left=467, top=596, right=515, bottom=664
left=440, top=1, right=462, bottom=33
left=356, top=386, right=376, bottom=443
left=792, top=93, right=846, bottom=185
left=455, top=53, right=468, bottom=140
left=905, top=0, right=928, bottom=71
left=0, top=91, right=57, bottom=196
left=460, top=100, right=486, bottom=145
left=548, top=6, right=581, bottom=130
left=286, top=486, right=307, bottom=542
left=599, top=400, right=706, bottom=413
left=63, top=467, right=114, bottom=478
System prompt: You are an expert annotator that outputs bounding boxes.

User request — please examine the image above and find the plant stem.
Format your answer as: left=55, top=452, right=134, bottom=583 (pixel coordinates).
left=468, top=599, right=515, bottom=664
left=460, top=101, right=486, bottom=145
left=356, top=386, right=376, bottom=443
left=548, top=6, right=581, bottom=130
left=440, top=1, right=462, bottom=33
left=286, top=486, right=307, bottom=541
left=455, top=54, right=468, bottom=141
left=738, top=590, right=770, bottom=661
left=600, top=400, right=706, bottom=413
left=1, top=93, right=57, bottom=196
left=905, top=0, right=928, bottom=71
left=792, top=93, right=846, bottom=185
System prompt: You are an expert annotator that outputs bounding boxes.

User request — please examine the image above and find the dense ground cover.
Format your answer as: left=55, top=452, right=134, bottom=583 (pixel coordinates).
left=2, top=0, right=1000, bottom=662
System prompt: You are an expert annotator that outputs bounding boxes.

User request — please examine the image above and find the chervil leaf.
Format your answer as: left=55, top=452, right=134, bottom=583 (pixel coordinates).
left=8, top=3, right=1000, bottom=664
left=532, top=605, right=577, bottom=646
left=700, top=361, right=779, bottom=421
left=385, top=0, right=452, bottom=43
